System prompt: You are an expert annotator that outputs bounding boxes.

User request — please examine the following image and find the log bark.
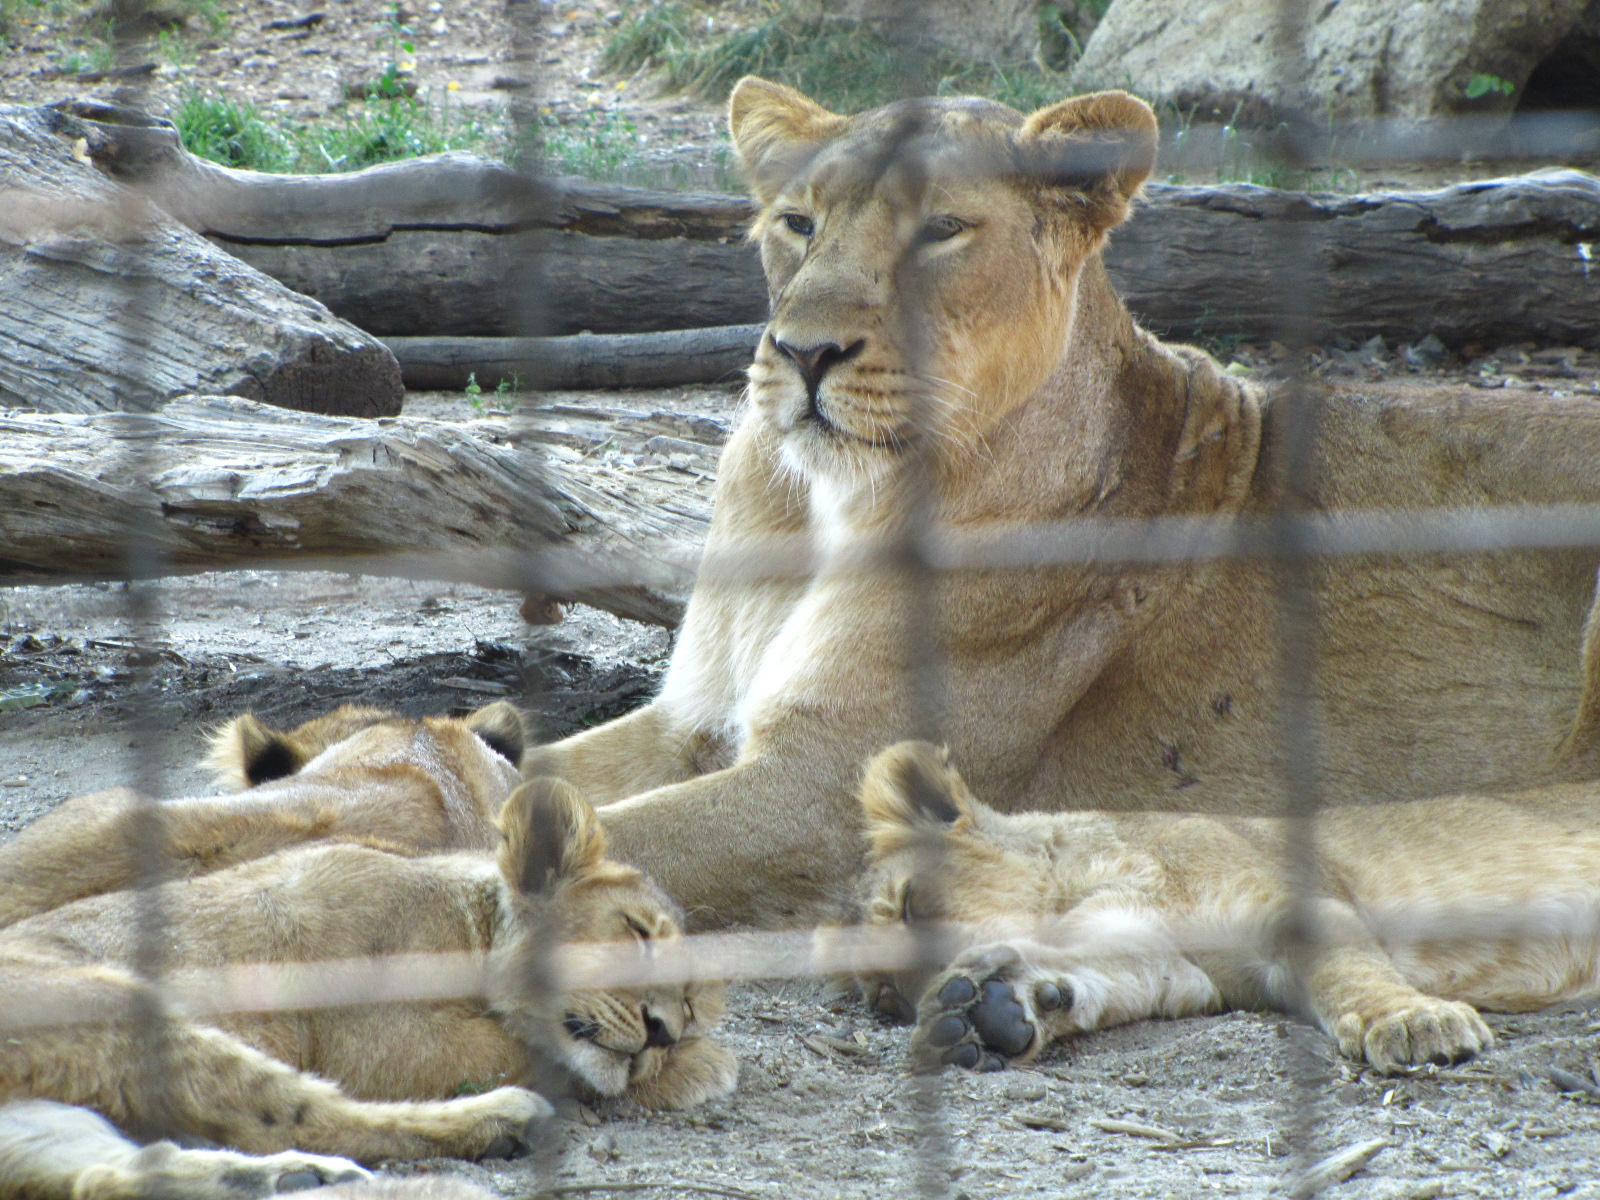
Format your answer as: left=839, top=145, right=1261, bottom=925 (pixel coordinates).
left=382, top=325, right=764, bottom=390
left=0, top=395, right=723, bottom=627
left=62, top=99, right=1600, bottom=348
left=0, top=104, right=404, bottom=416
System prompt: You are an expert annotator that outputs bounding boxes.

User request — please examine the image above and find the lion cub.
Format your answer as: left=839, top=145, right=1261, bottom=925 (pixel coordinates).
left=0, top=776, right=736, bottom=1196
left=0, top=701, right=526, bottom=928
left=854, top=742, right=1600, bottom=1075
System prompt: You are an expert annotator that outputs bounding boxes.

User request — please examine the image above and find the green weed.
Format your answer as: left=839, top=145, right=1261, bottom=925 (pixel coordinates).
left=1464, top=72, right=1515, bottom=100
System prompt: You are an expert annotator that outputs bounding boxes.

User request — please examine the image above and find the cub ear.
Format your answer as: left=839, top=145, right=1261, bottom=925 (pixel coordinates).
left=1016, top=90, right=1158, bottom=230
left=728, top=75, right=846, bottom=205
left=204, top=714, right=303, bottom=790
left=465, top=700, right=526, bottom=768
left=859, top=741, right=974, bottom=857
left=498, top=777, right=608, bottom=898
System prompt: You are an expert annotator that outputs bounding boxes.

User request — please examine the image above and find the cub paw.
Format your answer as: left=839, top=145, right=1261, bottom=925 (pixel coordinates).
left=910, top=944, right=1069, bottom=1073
left=1334, top=997, right=1493, bottom=1074
left=456, top=1086, right=552, bottom=1160
left=252, top=1154, right=372, bottom=1194
left=102, top=1144, right=370, bottom=1200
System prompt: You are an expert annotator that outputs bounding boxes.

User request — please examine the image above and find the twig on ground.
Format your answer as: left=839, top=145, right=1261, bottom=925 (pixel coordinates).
left=528, top=1183, right=762, bottom=1199
left=1288, top=1137, right=1390, bottom=1199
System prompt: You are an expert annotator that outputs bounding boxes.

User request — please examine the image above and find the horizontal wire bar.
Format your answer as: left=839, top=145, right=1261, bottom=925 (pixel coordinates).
left=72, top=500, right=1600, bottom=595
left=6, top=896, right=1598, bottom=1034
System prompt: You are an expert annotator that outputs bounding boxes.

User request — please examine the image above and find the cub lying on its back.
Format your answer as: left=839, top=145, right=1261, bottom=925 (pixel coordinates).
left=0, top=700, right=527, bottom=928
left=0, top=777, right=737, bottom=1198
left=853, top=742, right=1600, bottom=1074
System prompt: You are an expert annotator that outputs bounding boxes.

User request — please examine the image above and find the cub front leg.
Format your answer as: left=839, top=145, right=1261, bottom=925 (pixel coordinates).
left=1303, top=913, right=1493, bottom=1074
left=910, top=933, right=1222, bottom=1072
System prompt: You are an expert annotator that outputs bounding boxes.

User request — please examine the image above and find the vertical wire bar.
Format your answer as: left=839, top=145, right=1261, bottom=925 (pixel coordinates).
left=104, top=18, right=174, bottom=1142
left=874, top=15, right=952, bottom=1198
left=1265, top=0, right=1331, bottom=1182
left=498, top=0, right=564, bottom=1184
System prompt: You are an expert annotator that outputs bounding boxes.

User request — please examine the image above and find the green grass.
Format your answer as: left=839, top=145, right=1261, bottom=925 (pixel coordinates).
left=603, top=1, right=1074, bottom=115
left=173, top=88, right=502, bottom=174
left=537, top=105, right=739, bottom=189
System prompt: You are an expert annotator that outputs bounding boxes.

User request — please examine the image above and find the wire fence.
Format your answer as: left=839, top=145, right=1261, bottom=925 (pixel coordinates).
left=3, top=0, right=1600, bottom=1195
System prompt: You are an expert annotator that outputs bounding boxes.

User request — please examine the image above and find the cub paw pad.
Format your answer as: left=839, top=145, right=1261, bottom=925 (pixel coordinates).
left=971, top=978, right=1034, bottom=1058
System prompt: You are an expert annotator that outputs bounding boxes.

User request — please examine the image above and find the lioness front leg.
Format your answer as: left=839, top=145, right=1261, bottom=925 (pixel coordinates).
left=910, top=931, right=1222, bottom=1072
left=1302, top=905, right=1493, bottom=1073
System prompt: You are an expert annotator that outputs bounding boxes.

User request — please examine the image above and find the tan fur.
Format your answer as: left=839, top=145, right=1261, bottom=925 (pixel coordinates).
left=527, top=79, right=1600, bottom=931
left=0, top=717, right=735, bottom=1198
left=854, top=741, right=1600, bottom=1074
left=0, top=704, right=525, bottom=929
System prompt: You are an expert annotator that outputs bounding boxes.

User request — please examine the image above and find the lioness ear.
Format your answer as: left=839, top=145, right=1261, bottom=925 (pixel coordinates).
left=728, top=75, right=846, bottom=205
left=498, top=777, right=608, bottom=898
left=465, top=700, right=526, bottom=768
left=1017, top=90, right=1158, bottom=230
left=859, top=741, right=974, bottom=857
left=204, top=714, right=303, bottom=790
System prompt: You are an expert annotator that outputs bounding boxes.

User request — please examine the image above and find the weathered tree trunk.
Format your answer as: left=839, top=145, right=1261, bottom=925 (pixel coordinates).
left=382, top=325, right=763, bottom=390
left=0, top=395, right=723, bottom=627
left=0, top=104, right=404, bottom=416
left=62, top=100, right=1600, bottom=348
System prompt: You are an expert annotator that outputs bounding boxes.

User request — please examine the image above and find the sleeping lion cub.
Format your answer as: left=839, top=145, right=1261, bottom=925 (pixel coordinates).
left=0, top=701, right=526, bottom=928
left=853, top=741, right=1600, bottom=1075
left=0, top=707, right=735, bottom=1198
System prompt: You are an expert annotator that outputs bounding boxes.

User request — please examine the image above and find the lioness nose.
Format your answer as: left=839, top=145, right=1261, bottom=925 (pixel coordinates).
left=773, top=338, right=864, bottom=400
left=643, top=1010, right=677, bottom=1048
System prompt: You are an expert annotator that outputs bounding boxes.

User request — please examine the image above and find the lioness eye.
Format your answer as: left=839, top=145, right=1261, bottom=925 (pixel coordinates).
left=624, top=915, right=652, bottom=940
left=782, top=212, right=814, bottom=237
left=921, top=215, right=967, bottom=243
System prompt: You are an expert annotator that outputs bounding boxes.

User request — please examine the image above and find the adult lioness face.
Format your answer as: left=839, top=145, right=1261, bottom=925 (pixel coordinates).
left=729, top=77, right=1157, bottom=483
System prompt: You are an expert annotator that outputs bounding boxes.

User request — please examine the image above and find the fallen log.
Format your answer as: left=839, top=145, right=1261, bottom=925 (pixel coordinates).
left=0, top=104, right=403, bottom=416
left=382, top=325, right=763, bottom=390
left=0, top=395, right=720, bottom=626
left=200, top=169, right=1600, bottom=347
left=64, top=101, right=1600, bottom=348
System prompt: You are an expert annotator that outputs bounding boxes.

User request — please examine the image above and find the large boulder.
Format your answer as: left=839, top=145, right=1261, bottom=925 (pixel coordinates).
left=1071, top=0, right=1594, bottom=122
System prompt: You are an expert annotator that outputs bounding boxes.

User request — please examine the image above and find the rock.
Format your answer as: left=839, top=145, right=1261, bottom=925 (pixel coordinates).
left=841, top=0, right=1041, bottom=63
left=1071, top=0, right=1594, bottom=122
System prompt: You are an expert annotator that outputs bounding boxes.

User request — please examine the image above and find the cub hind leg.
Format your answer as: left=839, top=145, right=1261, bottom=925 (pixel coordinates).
left=0, top=1099, right=369, bottom=1200
left=1, top=966, right=549, bottom=1166
left=0, top=789, right=370, bottom=929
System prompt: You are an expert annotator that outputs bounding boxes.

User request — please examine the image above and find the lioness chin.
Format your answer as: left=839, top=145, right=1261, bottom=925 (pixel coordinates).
left=853, top=741, right=1600, bottom=1075
left=529, top=78, right=1600, bottom=931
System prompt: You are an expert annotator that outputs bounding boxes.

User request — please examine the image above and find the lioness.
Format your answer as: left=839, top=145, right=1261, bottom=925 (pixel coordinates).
left=0, top=701, right=526, bottom=928
left=531, top=78, right=1600, bottom=929
left=0, top=776, right=737, bottom=1197
left=852, top=740, right=1600, bottom=1074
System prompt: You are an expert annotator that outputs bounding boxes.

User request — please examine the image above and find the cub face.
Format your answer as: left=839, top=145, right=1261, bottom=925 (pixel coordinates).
left=489, top=779, right=738, bottom=1111
left=850, top=741, right=1051, bottom=1023
left=728, top=77, right=1158, bottom=484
